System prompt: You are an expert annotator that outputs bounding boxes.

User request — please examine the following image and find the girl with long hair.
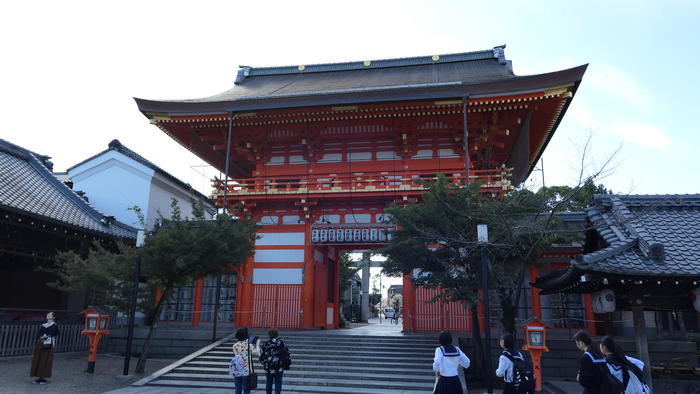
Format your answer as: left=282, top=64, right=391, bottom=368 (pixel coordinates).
left=573, top=330, right=605, bottom=393
left=599, top=336, right=648, bottom=393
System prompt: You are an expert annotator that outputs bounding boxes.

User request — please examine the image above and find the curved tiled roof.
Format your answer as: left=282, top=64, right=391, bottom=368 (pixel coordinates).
left=0, top=138, right=137, bottom=239
left=135, top=46, right=587, bottom=113
left=574, top=194, right=700, bottom=277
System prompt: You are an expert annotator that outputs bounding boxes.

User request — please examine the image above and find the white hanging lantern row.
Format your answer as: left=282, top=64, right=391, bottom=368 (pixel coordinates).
left=310, top=225, right=396, bottom=244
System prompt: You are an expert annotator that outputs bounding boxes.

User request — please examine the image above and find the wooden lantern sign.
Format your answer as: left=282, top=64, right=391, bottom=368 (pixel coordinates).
left=518, top=317, right=551, bottom=393
left=81, top=306, right=111, bottom=373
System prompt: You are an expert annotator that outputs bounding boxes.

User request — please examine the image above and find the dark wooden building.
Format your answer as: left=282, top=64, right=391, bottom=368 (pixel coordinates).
left=0, top=138, right=136, bottom=321
left=535, top=194, right=700, bottom=387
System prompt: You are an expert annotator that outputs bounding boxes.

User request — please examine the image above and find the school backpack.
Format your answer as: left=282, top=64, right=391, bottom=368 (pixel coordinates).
left=228, top=354, right=247, bottom=377
left=502, top=350, right=536, bottom=394
left=279, top=343, right=292, bottom=370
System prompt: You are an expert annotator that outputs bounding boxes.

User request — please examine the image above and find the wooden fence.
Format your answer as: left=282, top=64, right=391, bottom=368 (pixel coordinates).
left=0, top=323, right=92, bottom=357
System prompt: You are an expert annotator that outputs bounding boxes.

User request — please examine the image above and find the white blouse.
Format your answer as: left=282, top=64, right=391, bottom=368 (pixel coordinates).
left=433, top=346, right=471, bottom=377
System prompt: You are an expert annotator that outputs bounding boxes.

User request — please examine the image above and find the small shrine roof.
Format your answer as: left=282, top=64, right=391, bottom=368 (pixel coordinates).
left=135, top=46, right=587, bottom=114
left=534, top=194, right=700, bottom=294
left=0, top=138, right=137, bottom=239
left=576, top=194, right=700, bottom=276
left=68, top=139, right=214, bottom=211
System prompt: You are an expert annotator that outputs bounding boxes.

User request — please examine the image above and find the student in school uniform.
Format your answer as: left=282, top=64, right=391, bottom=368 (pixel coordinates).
left=573, top=330, right=605, bottom=394
left=432, top=330, right=470, bottom=394
left=495, top=333, right=526, bottom=394
left=599, top=336, right=648, bottom=394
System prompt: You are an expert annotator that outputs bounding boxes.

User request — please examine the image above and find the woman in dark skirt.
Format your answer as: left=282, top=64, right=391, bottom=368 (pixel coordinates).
left=30, top=312, right=59, bottom=384
left=433, top=330, right=470, bottom=394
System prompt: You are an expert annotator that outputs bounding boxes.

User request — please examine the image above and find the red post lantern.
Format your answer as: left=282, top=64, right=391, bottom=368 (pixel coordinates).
left=518, top=317, right=550, bottom=393
left=81, top=306, right=111, bottom=373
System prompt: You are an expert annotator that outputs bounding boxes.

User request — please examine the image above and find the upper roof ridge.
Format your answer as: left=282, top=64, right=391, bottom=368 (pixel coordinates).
left=235, top=46, right=508, bottom=84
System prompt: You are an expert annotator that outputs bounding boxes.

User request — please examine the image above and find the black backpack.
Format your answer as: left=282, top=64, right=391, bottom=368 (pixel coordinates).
left=280, top=343, right=292, bottom=370
left=502, top=350, right=536, bottom=394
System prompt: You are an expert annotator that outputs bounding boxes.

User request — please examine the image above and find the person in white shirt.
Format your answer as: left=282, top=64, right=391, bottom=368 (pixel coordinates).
left=495, top=333, right=529, bottom=394
left=432, top=330, right=470, bottom=394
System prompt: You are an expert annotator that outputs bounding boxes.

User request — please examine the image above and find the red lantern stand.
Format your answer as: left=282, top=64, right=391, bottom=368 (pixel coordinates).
left=519, top=317, right=550, bottom=393
left=81, top=307, right=111, bottom=373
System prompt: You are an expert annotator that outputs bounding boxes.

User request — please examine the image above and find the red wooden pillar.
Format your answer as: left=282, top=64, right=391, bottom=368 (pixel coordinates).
left=583, top=293, right=596, bottom=335
left=402, top=273, right=416, bottom=332
left=300, top=223, right=315, bottom=328
left=530, top=266, right=542, bottom=319
left=192, top=279, right=204, bottom=327
left=237, top=256, right=255, bottom=327
left=331, top=247, right=341, bottom=329
left=313, top=246, right=329, bottom=328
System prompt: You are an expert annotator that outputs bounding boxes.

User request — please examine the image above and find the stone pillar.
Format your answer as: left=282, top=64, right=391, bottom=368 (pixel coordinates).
left=361, top=253, right=370, bottom=322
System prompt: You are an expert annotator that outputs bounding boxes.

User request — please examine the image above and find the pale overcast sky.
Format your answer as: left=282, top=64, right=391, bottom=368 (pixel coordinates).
left=1, top=1, right=698, bottom=195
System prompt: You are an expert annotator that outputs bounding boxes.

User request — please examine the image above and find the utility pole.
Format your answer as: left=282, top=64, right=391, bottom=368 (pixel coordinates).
left=123, top=230, right=145, bottom=376
left=478, top=224, right=493, bottom=393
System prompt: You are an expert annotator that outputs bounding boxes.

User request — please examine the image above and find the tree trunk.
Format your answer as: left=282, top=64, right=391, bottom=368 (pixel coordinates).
left=135, top=287, right=169, bottom=374
left=500, top=297, right=517, bottom=335
left=470, top=304, right=486, bottom=385
left=134, top=314, right=160, bottom=373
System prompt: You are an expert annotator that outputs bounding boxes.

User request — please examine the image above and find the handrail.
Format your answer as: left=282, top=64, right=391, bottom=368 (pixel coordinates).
left=212, top=168, right=513, bottom=197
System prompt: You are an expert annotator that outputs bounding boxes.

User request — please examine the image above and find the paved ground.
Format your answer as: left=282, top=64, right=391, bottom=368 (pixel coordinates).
left=0, top=352, right=172, bottom=394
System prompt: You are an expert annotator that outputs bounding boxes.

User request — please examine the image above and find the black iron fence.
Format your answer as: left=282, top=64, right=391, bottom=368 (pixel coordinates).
left=0, top=323, right=91, bottom=357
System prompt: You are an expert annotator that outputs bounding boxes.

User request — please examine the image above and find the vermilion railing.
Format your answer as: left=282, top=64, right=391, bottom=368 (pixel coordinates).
left=213, top=168, right=512, bottom=197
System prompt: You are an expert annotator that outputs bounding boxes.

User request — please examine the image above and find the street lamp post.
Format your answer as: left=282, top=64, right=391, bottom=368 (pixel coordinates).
left=478, top=224, right=493, bottom=394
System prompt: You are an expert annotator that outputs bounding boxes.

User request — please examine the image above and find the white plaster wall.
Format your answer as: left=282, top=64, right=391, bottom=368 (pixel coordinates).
left=255, top=232, right=305, bottom=246
left=68, top=151, right=154, bottom=229
left=147, top=172, right=213, bottom=230
left=254, top=249, right=305, bottom=263
left=253, top=268, right=303, bottom=284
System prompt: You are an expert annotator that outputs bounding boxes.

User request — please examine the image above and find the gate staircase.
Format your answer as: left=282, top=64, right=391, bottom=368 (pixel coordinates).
left=131, top=331, right=444, bottom=393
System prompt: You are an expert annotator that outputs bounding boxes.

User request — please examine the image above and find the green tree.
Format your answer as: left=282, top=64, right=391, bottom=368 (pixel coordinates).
left=51, top=200, right=258, bottom=373
left=338, top=251, right=360, bottom=296
left=539, top=178, right=612, bottom=211
left=381, top=176, right=580, bottom=378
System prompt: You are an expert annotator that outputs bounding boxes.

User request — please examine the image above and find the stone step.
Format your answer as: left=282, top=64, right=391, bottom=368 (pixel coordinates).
left=207, top=348, right=435, bottom=359
left=176, top=364, right=434, bottom=376
left=185, top=358, right=433, bottom=370
left=215, top=343, right=435, bottom=352
left=151, top=375, right=436, bottom=391
left=148, top=378, right=432, bottom=394
left=164, top=370, right=435, bottom=383
left=196, top=353, right=434, bottom=364
left=222, top=337, right=437, bottom=346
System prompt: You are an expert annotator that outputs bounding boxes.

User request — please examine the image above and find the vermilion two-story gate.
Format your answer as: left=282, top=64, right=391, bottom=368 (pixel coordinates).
left=136, top=46, right=593, bottom=333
